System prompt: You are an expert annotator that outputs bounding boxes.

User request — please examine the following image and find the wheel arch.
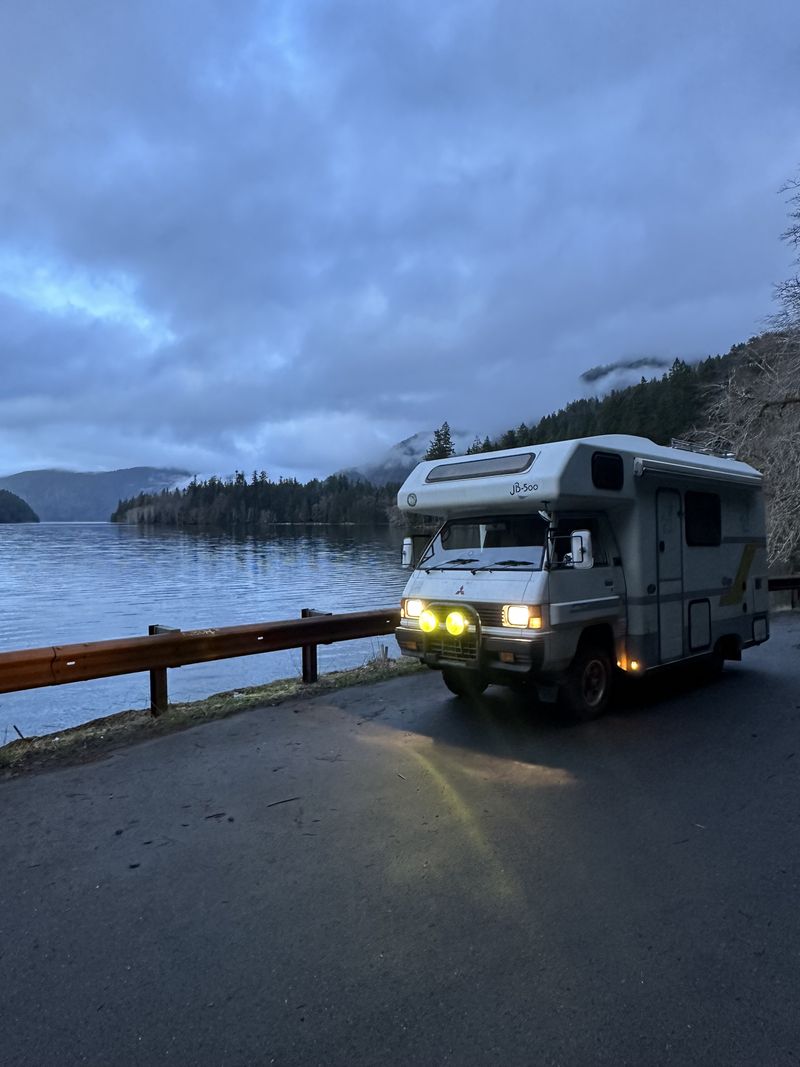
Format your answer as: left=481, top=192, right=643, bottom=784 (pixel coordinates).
left=715, top=632, right=742, bottom=662
left=575, top=622, right=616, bottom=659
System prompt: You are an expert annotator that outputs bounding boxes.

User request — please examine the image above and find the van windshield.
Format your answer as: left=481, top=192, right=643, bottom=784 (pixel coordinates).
left=420, top=514, right=548, bottom=571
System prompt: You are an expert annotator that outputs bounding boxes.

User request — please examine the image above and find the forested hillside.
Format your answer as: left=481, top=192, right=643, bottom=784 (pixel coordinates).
left=467, top=345, right=766, bottom=453
left=0, top=489, right=39, bottom=523
left=112, top=472, right=399, bottom=527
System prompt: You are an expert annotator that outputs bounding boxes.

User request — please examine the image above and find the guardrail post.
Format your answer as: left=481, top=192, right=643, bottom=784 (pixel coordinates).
left=148, top=624, right=179, bottom=716
left=300, top=608, right=332, bottom=684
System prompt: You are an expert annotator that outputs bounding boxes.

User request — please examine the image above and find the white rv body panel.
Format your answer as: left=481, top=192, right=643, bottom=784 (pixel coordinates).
left=395, top=435, right=769, bottom=710
left=398, top=435, right=761, bottom=518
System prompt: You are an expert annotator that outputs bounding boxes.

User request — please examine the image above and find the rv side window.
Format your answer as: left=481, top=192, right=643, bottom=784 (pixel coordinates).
left=684, top=491, right=721, bottom=546
left=591, top=452, right=624, bottom=491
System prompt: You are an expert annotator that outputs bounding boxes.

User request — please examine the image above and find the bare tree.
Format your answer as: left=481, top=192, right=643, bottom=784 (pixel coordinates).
left=691, top=175, right=800, bottom=568
left=693, top=339, right=800, bottom=566
left=773, top=175, right=800, bottom=332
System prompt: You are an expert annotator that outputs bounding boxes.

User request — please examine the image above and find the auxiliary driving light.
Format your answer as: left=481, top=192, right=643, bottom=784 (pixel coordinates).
left=419, top=609, right=438, bottom=633
left=445, top=611, right=467, bottom=637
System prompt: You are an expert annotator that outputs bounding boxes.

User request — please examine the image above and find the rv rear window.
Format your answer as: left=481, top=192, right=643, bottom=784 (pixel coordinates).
left=685, top=491, right=721, bottom=546
left=591, top=452, right=624, bottom=491
left=425, top=453, right=535, bottom=483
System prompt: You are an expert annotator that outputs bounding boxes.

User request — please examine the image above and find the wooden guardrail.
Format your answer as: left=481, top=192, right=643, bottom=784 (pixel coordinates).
left=0, top=576, right=797, bottom=720
left=767, top=576, right=800, bottom=593
left=0, top=608, right=400, bottom=716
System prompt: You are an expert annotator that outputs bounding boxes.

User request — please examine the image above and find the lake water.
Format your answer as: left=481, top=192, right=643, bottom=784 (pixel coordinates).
left=0, top=523, right=410, bottom=742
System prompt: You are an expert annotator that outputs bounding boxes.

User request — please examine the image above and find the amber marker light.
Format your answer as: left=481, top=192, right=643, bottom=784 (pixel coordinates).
left=445, top=611, right=467, bottom=636
left=419, top=609, right=438, bottom=633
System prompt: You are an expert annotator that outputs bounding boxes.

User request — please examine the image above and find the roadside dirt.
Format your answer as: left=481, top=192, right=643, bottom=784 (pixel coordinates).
left=0, top=657, right=424, bottom=778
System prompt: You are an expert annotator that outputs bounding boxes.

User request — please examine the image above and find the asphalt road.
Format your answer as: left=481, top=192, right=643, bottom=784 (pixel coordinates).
left=2, top=613, right=800, bottom=1066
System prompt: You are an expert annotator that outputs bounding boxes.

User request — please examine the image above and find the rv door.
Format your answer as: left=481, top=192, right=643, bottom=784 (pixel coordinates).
left=656, top=489, right=684, bottom=661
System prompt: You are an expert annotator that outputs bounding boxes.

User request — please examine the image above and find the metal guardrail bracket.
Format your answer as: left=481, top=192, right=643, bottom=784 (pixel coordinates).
left=300, top=608, right=333, bottom=684
left=148, top=624, right=180, bottom=717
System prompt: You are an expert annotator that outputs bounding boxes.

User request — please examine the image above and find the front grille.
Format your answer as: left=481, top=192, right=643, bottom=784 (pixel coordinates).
left=472, top=602, right=504, bottom=628
left=420, top=602, right=479, bottom=660
left=425, top=634, right=478, bottom=661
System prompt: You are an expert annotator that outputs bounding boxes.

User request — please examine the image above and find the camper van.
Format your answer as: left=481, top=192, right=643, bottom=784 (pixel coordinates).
left=395, top=435, right=769, bottom=719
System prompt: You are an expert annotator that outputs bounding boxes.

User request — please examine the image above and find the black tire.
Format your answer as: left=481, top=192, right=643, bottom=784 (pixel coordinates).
left=559, top=644, right=613, bottom=721
left=701, top=644, right=725, bottom=682
left=442, top=668, right=488, bottom=698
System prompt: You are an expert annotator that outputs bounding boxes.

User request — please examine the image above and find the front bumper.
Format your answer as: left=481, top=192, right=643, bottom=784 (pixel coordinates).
left=395, top=625, right=544, bottom=677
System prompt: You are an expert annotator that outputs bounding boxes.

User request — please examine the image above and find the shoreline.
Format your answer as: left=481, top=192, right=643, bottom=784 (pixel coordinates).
left=0, top=656, right=424, bottom=778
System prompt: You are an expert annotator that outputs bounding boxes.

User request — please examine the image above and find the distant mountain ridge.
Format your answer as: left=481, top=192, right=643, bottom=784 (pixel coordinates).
left=338, top=428, right=476, bottom=485
left=0, top=467, right=192, bottom=522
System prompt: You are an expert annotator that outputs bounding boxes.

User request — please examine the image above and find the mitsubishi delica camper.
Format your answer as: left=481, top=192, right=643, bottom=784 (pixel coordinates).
left=395, top=435, right=769, bottom=719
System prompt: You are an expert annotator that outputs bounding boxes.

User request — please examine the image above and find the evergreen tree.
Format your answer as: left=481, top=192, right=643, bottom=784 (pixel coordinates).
left=424, top=420, right=456, bottom=459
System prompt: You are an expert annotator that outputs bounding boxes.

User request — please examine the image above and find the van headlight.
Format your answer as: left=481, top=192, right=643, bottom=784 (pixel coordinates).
left=402, top=598, right=424, bottom=619
left=503, top=604, right=543, bottom=629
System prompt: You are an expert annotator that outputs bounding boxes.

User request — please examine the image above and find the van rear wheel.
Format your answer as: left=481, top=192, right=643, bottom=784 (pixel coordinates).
left=559, top=644, right=612, bottom=722
left=442, top=668, right=488, bottom=698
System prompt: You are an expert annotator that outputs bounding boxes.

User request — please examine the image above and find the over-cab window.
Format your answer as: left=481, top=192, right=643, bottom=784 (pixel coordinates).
left=426, top=452, right=535, bottom=483
left=591, top=452, right=624, bottom=491
left=685, top=491, right=721, bottom=546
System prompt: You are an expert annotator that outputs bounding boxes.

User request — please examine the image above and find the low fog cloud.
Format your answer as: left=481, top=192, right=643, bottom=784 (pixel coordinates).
left=581, top=357, right=672, bottom=385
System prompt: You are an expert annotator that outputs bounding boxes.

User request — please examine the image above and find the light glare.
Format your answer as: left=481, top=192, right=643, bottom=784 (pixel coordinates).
left=404, top=598, right=423, bottom=618
left=505, top=604, right=530, bottom=627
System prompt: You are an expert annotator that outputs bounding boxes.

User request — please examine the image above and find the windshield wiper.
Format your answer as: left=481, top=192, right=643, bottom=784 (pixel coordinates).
left=426, top=557, right=479, bottom=569
left=474, top=559, right=536, bottom=571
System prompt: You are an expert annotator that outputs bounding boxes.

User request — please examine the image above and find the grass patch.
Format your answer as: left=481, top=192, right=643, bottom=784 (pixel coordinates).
left=0, top=656, right=425, bottom=778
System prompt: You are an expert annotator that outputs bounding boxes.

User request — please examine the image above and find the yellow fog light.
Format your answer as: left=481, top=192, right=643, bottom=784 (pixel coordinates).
left=445, top=611, right=467, bottom=636
left=403, top=598, right=424, bottom=619
left=419, top=609, right=438, bottom=633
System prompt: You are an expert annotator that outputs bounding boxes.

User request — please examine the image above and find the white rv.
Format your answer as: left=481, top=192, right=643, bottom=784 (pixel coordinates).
left=395, top=435, right=769, bottom=719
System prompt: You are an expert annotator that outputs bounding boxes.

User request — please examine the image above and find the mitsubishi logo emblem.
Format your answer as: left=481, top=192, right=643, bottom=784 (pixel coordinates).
left=455, top=585, right=465, bottom=596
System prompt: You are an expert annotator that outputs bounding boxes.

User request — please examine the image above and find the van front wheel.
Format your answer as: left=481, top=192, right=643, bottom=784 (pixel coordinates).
left=560, top=645, right=612, bottom=721
left=442, top=668, right=488, bottom=699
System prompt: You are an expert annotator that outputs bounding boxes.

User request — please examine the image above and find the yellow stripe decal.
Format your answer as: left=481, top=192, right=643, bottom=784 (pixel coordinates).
left=719, top=543, right=757, bottom=606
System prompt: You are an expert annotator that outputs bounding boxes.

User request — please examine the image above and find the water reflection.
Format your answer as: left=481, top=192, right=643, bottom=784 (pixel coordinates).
left=0, top=523, right=410, bottom=738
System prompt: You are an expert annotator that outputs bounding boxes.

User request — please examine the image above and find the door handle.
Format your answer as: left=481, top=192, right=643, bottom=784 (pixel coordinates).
left=659, top=540, right=665, bottom=552
left=604, top=580, right=614, bottom=587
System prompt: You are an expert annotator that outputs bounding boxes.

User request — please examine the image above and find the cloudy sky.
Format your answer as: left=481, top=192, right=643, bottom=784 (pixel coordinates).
left=2, top=0, right=799, bottom=480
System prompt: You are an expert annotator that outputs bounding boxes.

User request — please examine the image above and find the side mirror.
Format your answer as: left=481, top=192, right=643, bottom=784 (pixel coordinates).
left=401, top=537, right=414, bottom=567
left=571, top=530, right=593, bottom=569
left=401, top=534, right=431, bottom=569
